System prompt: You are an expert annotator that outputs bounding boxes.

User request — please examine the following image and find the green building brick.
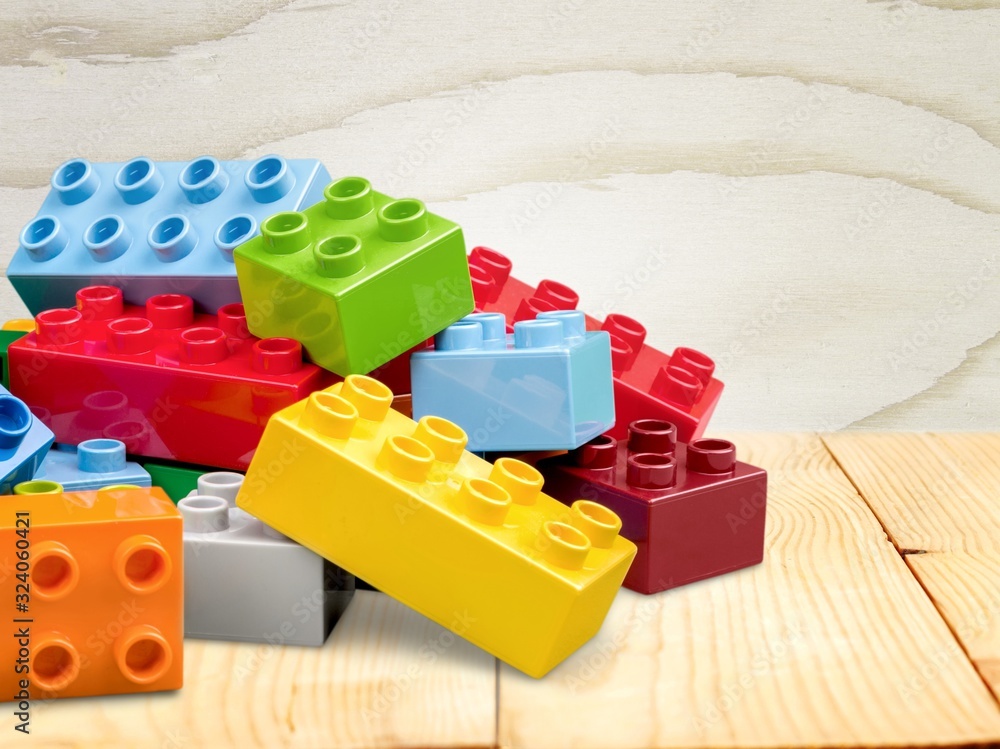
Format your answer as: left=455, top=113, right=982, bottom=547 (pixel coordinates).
left=233, top=176, right=473, bottom=377
left=142, top=460, right=207, bottom=503
left=0, top=323, right=31, bottom=390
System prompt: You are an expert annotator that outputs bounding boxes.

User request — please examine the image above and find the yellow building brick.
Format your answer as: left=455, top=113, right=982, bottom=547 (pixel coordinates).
left=236, top=374, right=635, bottom=677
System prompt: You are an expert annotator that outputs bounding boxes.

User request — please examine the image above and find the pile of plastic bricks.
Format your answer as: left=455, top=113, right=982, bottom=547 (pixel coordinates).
left=0, top=154, right=766, bottom=698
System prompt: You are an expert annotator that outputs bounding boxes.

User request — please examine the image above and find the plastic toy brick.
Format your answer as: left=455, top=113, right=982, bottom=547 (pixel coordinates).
left=7, top=155, right=331, bottom=315
left=538, top=419, right=766, bottom=595
left=34, top=440, right=151, bottom=492
left=410, top=310, right=615, bottom=452
left=236, top=374, right=635, bottom=677
left=186, top=471, right=245, bottom=507
left=0, top=324, right=31, bottom=391
left=179, top=473, right=353, bottom=646
left=0, top=486, right=183, bottom=700
left=0, top=384, right=55, bottom=495
left=8, top=286, right=337, bottom=471
left=468, top=246, right=724, bottom=442
left=234, top=176, right=474, bottom=376
left=141, top=461, right=211, bottom=502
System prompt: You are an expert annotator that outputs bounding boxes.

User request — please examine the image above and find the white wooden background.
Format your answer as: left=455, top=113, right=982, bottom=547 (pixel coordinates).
left=1, top=0, right=997, bottom=432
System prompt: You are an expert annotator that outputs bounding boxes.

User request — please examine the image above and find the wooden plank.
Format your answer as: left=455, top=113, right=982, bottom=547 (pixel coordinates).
left=498, top=433, right=1000, bottom=748
left=2, top=591, right=496, bottom=749
left=825, top=432, right=1000, bottom=701
left=823, top=432, right=1000, bottom=553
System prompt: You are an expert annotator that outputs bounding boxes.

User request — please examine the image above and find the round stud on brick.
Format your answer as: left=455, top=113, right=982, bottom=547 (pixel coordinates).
left=412, top=415, right=468, bottom=464
left=76, top=285, right=124, bottom=320
left=146, top=293, right=194, bottom=329
left=469, top=264, right=499, bottom=306
left=626, top=452, right=676, bottom=490
left=534, top=279, right=579, bottom=310
left=377, top=199, right=428, bottom=242
left=179, top=327, right=229, bottom=364
left=687, top=438, right=737, bottom=474
left=301, top=392, right=358, bottom=441
left=178, top=495, right=230, bottom=533
left=570, top=500, right=622, bottom=548
left=608, top=333, right=634, bottom=375
left=84, top=215, right=132, bottom=262
left=20, top=216, right=68, bottom=262
left=324, top=176, right=374, bottom=219
left=217, top=303, right=251, bottom=339
left=513, top=318, right=564, bottom=349
left=542, top=521, right=591, bottom=570
left=114, top=157, right=162, bottom=204
left=0, top=395, right=32, bottom=450
left=538, top=309, right=586, bottom=341
left=489, top=458, right=543, bottom=506
left=13, top=480, right=62, bottom=496
left=377, top=435, right=434, bottom=483
left=435, top=319, right=484, bottom=352
left=628, top=419, right=677, bottom=456
left=195, top=472, right=244, bottom=506
left=113, top=625, right=173, bottom=685
left=513, top=295, right=557, bottom=324
left=148, top=215, right=197, bottom=263
left=252, top=337, right=302, bottom=375
left=463, top=312, right=506, bottom=349
left=602, top=313, right=646, bottom=355
left=31, top=633, right=81, bottom=691
left=215, top=214, right=256, bottom=261
left=461, top=478, right=511, bottom=526
left=245, top=155, right=295, bottom=203
left=179, top=156, right=228, bottom=204
left=669, top=347, right=715, bottom=386
left=651, top=365, right=704, bottom=406
left=107, top=317, right=155, bottom=356
left=314, top=234, right=365, bottom=277
left=52, top=158, right=99, bottom=205
left=31, top=541, right=79, bottom=601
left=573, top=434, right=618, bottom=469
left=262, top=211, right=310, bottom=255
left=78, top=438, right=127, bottom=473
left=468, top=246, right=512, bottom=287
left=35, top=308, right=83, bottom=347
left=341, top=375, right=393, bottom=422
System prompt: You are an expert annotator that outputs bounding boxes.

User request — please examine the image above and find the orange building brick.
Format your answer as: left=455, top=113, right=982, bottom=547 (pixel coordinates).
left=0, top=487, right=182, bottom=701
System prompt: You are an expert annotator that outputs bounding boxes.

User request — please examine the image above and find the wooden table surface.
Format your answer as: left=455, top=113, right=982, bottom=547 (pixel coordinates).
left=1, top=432, right=996, bottom=749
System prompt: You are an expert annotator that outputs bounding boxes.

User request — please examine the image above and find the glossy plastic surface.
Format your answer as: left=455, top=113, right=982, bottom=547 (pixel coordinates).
left=410, top=311, right=614, bottom=451
left=0, top=325, right=30, bottom=390
left=179, top=475, right=353, bottom=646
left=236, top=375, right=635, bottom=677
left=142, top=461, right=207, bottom=503
left=8, top=286, right=337, bottom=470
left=538, top=420, right=767, bottom=594
left=8, top=156, right=331, bottom=314
left=0, top=487, right=182, bottom=699
left=234, top=176, right=473, bottom=376
left=0, top=384, right=55, bottom=494
left=35, top=440, right=152, bottom=491
left=468, top=246, right=724, bottom=441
